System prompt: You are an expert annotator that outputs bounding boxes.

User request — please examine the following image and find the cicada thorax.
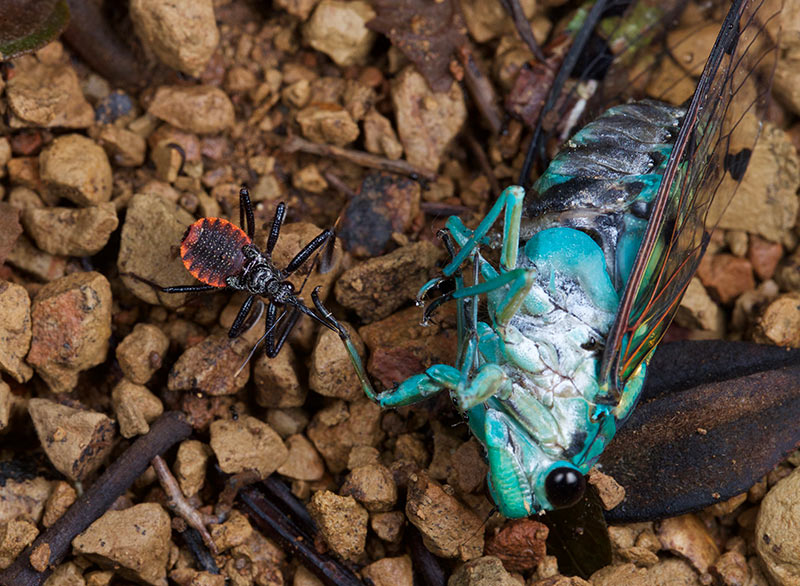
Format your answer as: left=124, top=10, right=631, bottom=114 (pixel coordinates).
left=180, top=217, right=251, bottom=288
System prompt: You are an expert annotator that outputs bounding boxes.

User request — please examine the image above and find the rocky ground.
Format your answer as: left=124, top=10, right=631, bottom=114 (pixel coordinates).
left=1, top=0, right=800, bottom=585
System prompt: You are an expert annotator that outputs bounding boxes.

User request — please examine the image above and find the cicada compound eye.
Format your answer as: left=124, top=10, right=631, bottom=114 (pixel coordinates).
left=544, top=466, right=585, bottom=509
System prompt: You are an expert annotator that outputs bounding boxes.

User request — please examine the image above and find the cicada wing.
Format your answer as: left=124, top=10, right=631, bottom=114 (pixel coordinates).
left=600, top=0, right=781, bottom=390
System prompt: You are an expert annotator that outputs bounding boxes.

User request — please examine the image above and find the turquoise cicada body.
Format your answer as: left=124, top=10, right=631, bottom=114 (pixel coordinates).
left=320, top=0, right=780, bottom=518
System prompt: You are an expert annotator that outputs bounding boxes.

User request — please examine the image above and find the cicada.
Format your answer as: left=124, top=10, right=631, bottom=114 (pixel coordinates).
left=319, top=0, right=781, bottom=517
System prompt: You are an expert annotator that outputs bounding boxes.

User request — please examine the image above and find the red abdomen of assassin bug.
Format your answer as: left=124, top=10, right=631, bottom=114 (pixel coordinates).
left=180, top=217, right=251, bottom=287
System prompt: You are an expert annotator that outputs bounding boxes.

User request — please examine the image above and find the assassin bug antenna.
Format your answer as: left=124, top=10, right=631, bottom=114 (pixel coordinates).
left=157, top=185, right=340, bottom=360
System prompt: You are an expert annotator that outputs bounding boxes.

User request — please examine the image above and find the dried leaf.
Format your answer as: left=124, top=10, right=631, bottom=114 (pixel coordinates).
left=368, top=0, right=467, bottom=92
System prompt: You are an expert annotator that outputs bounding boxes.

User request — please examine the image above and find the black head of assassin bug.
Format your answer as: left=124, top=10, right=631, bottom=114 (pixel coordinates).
left=160, top=185, right=343, bottom=358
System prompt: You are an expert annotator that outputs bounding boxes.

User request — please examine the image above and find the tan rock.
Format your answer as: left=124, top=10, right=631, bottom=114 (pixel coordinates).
left=306, top=399, right=383, bottom=474
left=371, top=511, right=405, bottom=543
left=756, top=462, right=800, bottom=585
left=363, top=109, right=403, bottom=160
left=6, top=235, right=67, bottom=283
left=0, top=519, right=39, bottom=569
left=22, top=203, right=118, bottom=256
left=116, top=323, right=170, bottom=384
left=26, top=272, right=112, bottom=393
left=0, top=280, right=33, bottom=383
left=148, top=86, right=234, bottom=134
left=277, top=434, right=325, bottom=481
left=656, top=514, right=719, bottom=574
left=6, top=57, right=93, bottom=128
left=304, top=1, right=376, bottom=67
left=752, top=292, right=800, bottom=347
left=42, top=480, right=77, bottom=528
left=675, top=277, right=724, bottom=335
left=405, top=472, right=483, bottom=560
left=0, top=381, right=10, bottom=432
left=296, top=104, right=360, bottom=146
left=39, top=134, right=113, bottom=206
left=712, top=123, right=800, bottom=242
left=696, top=254, right=755, bottom=304
left=131, top=0, right=219, bottom=77
left=392, top=67, right=467, bottom=173
left=28, top=399, right=115, bottom=482
left=361, top=555, right=413, bottom=586
left=94, top=124, right=147, bottom=167
left=460, top=0, right=536, bottom=43
left=175, top=439, right=211, bottom=497
left=307, top=491, right=368, bottom=560
left=309, top=321, right=365, bottom=401
left=0, top=476, right=53, bottom=525
left=588, top=469, right=626, bottom=511
left=210, top=510, right=252, bottom=553
left=341, top=464, right=397, bottom=512
left=168, top=334, right=250, bottom=396
left=117, top=193, right=198, bottom=309
left=73, top=503, right=171, bottom=586
left=43, top=561, right=84, bottom=585
left=335, top=240, right=443, bottom=322
left=209, top=415, right=288, bottom=477
left=253, top=344, right=306, bottom=408
left=275, top=0, right=319, bottom=19
left=448, top=556, right=519, bottom=586
left=111, top=379, right=163, bottom=438
left=265, top=407, right=309, bottom=438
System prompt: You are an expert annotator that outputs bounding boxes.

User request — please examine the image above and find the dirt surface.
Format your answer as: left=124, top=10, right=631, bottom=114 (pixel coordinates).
left=1, top=0, right=800, bottom=585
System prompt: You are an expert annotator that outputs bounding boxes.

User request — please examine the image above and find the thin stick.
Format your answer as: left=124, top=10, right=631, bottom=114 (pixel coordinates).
left=0, top=412, right=192, bottom=586
left=284, top=136, right=436, bottom=183
left=500, top=0, right=547, bottom=62
left=151, top=455, right=219, bottom=556
left=457, top=46, right=504, bottom=135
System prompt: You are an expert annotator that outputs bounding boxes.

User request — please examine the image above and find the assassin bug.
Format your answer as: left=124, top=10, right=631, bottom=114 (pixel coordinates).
left=159, top=185, right=345, bottom=357
left=324, top=0, right=781, bottom=517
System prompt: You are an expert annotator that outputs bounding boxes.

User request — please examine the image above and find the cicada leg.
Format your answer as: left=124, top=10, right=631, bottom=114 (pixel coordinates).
left=442, top=185, right=525, bottom=275
left=469, top=405, right=536, bottom=518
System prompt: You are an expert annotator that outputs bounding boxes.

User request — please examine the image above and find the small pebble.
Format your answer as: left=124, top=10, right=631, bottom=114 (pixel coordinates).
left=253, top=345, right=307, bottom=408
left=168, top=333, right=251, bottom=395
left=341, top=463, right=397, bottom=512
left=210, top=510, right=253, bottom=553
left=28, top=398, right=115, bottom=482
left=756, top=466, right=800, bottom=585
left=0, top=280, right=33, bottom=383
left=307, top=490, right=369, bottom=560
left=148, top=86, right=235, bottom=134
left=117, top=193, right=199, bottom=309
left=0, top=381, right=10, bottom=431
left=303, top=1, right=376, bottom=67
left=370, top=511, right=405, bottom=543
left=169, top=568, right=226, bottom=586
left=0, top=474, right=52, bottom=525
left=0, top=519, right=39, bottom=569
left=94, top=90, right=135, bottom=124
left=265, top=407, right=309, bottom=438
left=94, top=125, right=147, bottom=167
left=41, top=480, right=77, bottom=528
left=276, top=434, right=325, bottom=481
left=116, top=323, right=170, bottom=384
left=72, top=503, right=171, bottom=586
left=6, top=57, right=94, bottom=128
left=22, top=202, right=119, bottom=256
left=752, top=292, right=800, bottom=346
left=111, top=379, right=163, bottom=438
left=675, top=277, right=724, bottom=334
left=42, top=561, right=83, bottom=585
left=714, top=123, right=799, bottom=242
left=39, top=134, right=113, bottom=206
left=696, top=254, right=755, bottom=304
left=405, top=472, right=484, bottom=560
left=296, top=104, right=360, bottom=146
left=306, top=399, right=383, bottom=473
left=274, top=0, right=319, bottom=19
left=361, top=555, right=413, bottom=586
left=709, top=550, right=749, bottom=586
left=209, top=415, right=288, bottom=478
left=309, top=321, right=365, bottom=401
left=656, top=514, right=720, bottom=574
left=448, top=556, right=519, bottom=586
left=588, top=469, right=626, bottom=511
left=335, top=240, right=443, bottom=322
left=130, top=0, right=219, bottom=77
left=391, top=66, right=467, bottom=173
left=174, top=439, right=211, bottom=497
left=484, top=519, right=549, bottom=572
left=449, top=438, right=488, bottom=495
left=26, top=271, right=112, bottom=393
left=363, top=109, right=403, bottom=160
